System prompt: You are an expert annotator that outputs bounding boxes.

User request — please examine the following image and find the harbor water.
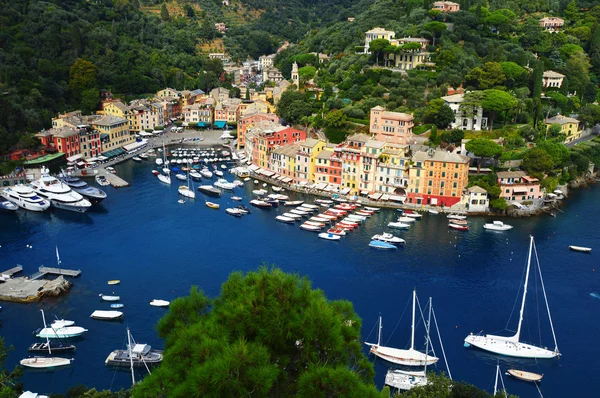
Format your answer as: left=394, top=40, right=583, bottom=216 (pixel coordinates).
left=0, top=158, right=599, bottom=397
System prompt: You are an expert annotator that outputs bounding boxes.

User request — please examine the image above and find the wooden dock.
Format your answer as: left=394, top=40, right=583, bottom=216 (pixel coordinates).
left=30, top=266, right=81, bottom=280
left=0, top=265, right=23, bottom=277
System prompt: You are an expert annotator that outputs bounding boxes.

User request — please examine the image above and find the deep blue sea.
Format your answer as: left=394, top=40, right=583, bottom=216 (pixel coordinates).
left=1, top=156, right=599, bottom=397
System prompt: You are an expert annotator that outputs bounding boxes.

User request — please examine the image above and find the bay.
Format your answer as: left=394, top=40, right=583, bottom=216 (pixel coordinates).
left=1, top=158, right=599, bottom=397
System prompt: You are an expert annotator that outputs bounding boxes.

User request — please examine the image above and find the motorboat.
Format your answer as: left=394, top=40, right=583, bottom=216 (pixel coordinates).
left=449, top=223, right=469, bottom=231
left=369, top=240, right=397, bottom=250
left=205, top=201, right=220, bottom=209
left=250, top=199, right=271, bottom=208
left=397, top=216, right=416, bottom=223
left=214, top=179, right=236, bottom=190
left=30, top=168, right=91, bottom=212
left=483, top=221, right=513, bottom=231
left=100, top=294, right=120, bottom=302
left=150, top=299, right=170, bottom=307
left=105, top=329, right=163, bottom=368
left=283, top=200, right=304, bottom=206
left=506, top=369, right=543, bottom=382
left=388, top=222, right=410, bottom=229
left=326, top=228, right=346, bottom=236
left=231, top=196, right=242, bottom=201
left=20, top=357, right=72, bottom=369
left=569, top=245, right=592, bottom=253
left=372, top=233, right=405, bottom=245
left=318, top=233, right=341, bottom=241
left=178, top=185, right=195, bottom=199
left=276, top=215, right=296, bottom=224
left=90, top=310, right=123, bottom=320
left=464, top=236, right=560, bottom=359
left=96, top=175, right=110, bottom=186
left=29, top=341, right=75, bottom=353
left=300, top=223, right=321, bottom=231
left=198, top=185, right=222, bottom=197
left=1, top=185, right=50, bottom=212
left=60, top=176, right=107, bottom=203
left=225, top=208, right=243, bottom=217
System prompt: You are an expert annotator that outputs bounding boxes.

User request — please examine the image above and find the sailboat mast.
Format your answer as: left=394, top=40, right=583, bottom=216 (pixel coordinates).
left=127, top=328, right=135, bottom=385
left=377, top=315, right=382, bottom=346
left=410, top=289, right=416, bottom=350
left=515, top=235, right=534, bottom=343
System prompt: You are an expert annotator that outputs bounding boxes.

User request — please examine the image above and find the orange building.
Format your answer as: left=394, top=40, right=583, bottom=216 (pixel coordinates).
left=407, top=150, right=470, bottom=207
left=237, top=113, right=279, bottom=150
left=369, top=106, right=414, bottom=145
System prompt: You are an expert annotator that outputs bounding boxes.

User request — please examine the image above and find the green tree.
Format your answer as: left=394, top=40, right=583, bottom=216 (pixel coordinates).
left=160, top=3, right=170, bottom=22
left=521, top=148, right=554, bottom=174
left=465, top=138, right=503, bottom=171
left=423, top=98, right=455, bottom=129
left=134, top=267, right=386, bottom=397
left=482, top=89, right=517, bottom=130
left=369, top=39, right=390, bottom=66
left=423, top=22, right=447, bottom=45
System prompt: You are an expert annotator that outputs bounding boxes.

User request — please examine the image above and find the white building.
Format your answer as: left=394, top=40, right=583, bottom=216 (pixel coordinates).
left=465, top=186, right=489, bottom=212
left=441, top=93, right=488, bottom=131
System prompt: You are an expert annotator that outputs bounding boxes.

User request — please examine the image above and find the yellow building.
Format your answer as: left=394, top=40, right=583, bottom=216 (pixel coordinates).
left=545, top=115, right=581, bottom=144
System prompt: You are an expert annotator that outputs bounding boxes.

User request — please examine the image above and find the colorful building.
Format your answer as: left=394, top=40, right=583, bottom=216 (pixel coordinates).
left=407, top=149, right=470, bottom=207
left=545, top=114, right=581, bottom=144
left=497, top=171, right=542, bottom=202
left=369, top=106, right=414, bottom=145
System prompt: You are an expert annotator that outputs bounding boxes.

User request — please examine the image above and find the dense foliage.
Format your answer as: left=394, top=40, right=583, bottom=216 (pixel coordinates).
left=133, top=266, right=386, bottom=397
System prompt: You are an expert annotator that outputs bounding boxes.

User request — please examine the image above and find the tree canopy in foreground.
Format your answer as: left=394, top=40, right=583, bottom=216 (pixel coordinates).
left=133, top=267, right=387, bottom=398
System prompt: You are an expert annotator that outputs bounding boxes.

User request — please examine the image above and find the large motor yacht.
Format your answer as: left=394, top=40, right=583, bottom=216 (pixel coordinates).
left=30, top=168, right=91, bottom=212
left=1, top=185, right=51, bottom=212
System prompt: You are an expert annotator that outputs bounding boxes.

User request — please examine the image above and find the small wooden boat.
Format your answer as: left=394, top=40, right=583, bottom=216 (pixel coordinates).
left=449, top=223, right=469, bottom=231
left=569, top=245, right=592, bottom=253
left=506, top=369, right=543, bottom=382
left=90, top=310, right=123, bottom=320
left=99, top=294, right=120, bottom=302
left=149, top=299, right=170, bottom=307
left=318, top=233, right=341, bottom=241
left=107, top=280, right=120, bottom=285
left=205, top=201, right=220, bottom=209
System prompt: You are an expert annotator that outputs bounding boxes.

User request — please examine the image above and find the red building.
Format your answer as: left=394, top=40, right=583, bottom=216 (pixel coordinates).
left=36, top=127, right=81, bottom=158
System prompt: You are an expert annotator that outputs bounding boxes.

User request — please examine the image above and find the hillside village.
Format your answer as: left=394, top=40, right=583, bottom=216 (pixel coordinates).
left=2, top=0, right=600, bottom=215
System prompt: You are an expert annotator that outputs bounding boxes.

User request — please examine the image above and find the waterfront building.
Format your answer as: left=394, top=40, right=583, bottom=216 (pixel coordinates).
left=91, top=115, right=133, bottom=152
left=497, top=171, right=543, bottom=202
left=407, top=149, right=470, bottom=207
left=374, top=143, right=409, bottom=197
left=295, top=138, right=326, bottom=183
left=465, top=186, right=489, bottom=212
left=369, top=106, right=414, bottom=145
left=432, top=1, right=460, bottom=12
left=441, top=93, right=488, bottom=131
left=539, top=17, right=564, bottom=31
left=542, top=71, right=565, bottom=88
left=313, top=143, right=343, bottom=188
left=237, top=113, right=279, bottom=150
left=545, top=114, right=581, bottom=144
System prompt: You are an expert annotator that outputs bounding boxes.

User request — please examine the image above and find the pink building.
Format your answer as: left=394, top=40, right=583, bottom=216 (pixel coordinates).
left=539, top=17, right=564, bottom=31
left=432, top=1, right=460, bottom=12
left=369, top=106, right=414, bottom=145
left=497, top=171, right=542, bottom=202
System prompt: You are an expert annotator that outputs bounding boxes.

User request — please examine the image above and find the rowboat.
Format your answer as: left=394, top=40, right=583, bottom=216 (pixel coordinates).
left=107, top=280, right=120, bottom=285
left=449, top=223, right=469, bottom=231
left=318, top=233, right=341, bottom=241
left=569, top=245, right=592, bottom=253
left=506, top=369, right=543, bottom=382
left=205, top=201, right=220, bottom=209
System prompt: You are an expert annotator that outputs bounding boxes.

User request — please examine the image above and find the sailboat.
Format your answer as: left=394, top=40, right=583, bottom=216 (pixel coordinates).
left=178, top=169, right=195, bottom=199
left=365, top=290, right=438, bottom=366
left=464, top=236, right=560, bottom=359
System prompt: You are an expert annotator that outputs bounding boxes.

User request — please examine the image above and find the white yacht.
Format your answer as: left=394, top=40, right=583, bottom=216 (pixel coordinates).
left=30, top=168, right=91, bottom=212
left=1, top=185, right=50, bottom=212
